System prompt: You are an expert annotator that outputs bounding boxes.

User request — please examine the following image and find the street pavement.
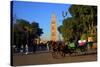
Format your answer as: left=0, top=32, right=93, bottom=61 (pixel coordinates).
left=12, top=50, right=97, bottom=66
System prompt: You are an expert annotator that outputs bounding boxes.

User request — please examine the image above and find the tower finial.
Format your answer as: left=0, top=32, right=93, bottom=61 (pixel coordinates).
left=51, top=11, right=56, bottom=17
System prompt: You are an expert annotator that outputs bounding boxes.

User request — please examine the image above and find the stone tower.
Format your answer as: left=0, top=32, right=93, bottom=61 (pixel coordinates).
left=50, top=13, right=57, bottom=41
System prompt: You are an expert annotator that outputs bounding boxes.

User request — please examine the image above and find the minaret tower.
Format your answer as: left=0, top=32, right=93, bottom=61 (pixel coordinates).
left=50, top=13, right=57, bottom=41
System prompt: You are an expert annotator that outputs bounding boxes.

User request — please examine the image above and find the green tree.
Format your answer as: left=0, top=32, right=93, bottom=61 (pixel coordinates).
left=12, top=19, right=43, bottom=50
left=58, top=5, right=97, bottom=43
left=12, top=19, right=30, bottom=51
left=30, top=22, right=43, bottom=40
left=69, top=5, right=97, bottom=37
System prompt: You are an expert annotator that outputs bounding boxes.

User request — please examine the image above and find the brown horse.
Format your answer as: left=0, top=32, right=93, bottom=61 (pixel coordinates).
left=51, top=41, right=58, bottom=58
left=50, top=41, right=69, bottom=58
left=50, top=41, right=75, bottom=58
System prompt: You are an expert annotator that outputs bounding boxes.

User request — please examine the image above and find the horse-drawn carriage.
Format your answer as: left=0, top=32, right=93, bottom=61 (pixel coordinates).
left=49, top=40, right=88, bottom=58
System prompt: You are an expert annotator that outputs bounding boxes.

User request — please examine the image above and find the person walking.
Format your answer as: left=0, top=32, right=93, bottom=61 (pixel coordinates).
left=32, top=40, right=37, bottom=53
left=25, top=44, right=28, bottom=55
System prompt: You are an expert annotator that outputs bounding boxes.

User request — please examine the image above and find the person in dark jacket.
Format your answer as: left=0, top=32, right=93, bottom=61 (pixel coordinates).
left=32, top=40, right=37, bottom=53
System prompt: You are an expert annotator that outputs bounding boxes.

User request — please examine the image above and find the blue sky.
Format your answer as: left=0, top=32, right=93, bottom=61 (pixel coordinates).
left=12, top=1, right=71, bottom=40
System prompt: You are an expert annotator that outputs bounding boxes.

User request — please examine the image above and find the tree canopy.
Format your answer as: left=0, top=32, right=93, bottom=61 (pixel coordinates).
left=12, top=19, right=43, bottom=47
left=58, top=5, right=97, bottom=43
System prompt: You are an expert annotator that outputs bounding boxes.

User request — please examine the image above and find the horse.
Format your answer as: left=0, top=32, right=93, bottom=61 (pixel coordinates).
left=59, top=42, right=77, bottom=57
left=50, top=41, right=59, bottom=58
left=51, top=41, right=75, bottom=57
left=50, top=41, right=77, bottom=58
left=78, top=40, right=87, bottom=54
left=78, top=40, right=88, bottom=53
